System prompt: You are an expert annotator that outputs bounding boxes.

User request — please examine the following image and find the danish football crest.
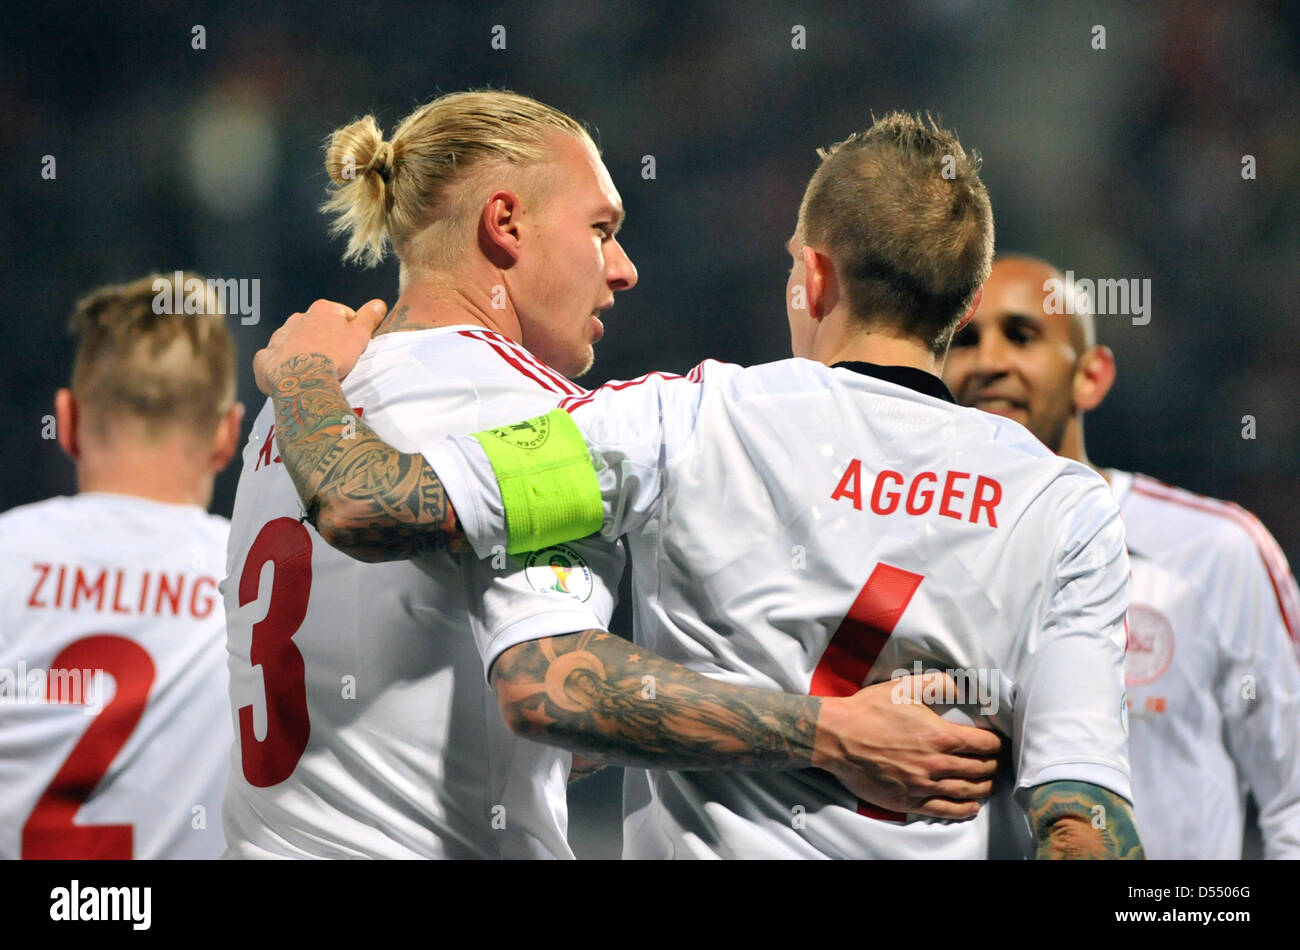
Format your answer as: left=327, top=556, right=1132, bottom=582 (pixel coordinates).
left=1124, top=604, right=1176, bottom=686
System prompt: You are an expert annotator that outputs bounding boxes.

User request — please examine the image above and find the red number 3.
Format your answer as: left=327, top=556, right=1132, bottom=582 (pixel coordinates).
left=810, top=561, right=924, bottom=822
left=237, top=518, right=313, bottom=787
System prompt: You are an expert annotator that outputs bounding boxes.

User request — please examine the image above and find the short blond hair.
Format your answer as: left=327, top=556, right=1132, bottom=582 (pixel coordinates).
left=69, top=273, right=236, bottom=439
left=798, top=112, right=994, bottom=354
left=322, top=89, right=595, bottom=271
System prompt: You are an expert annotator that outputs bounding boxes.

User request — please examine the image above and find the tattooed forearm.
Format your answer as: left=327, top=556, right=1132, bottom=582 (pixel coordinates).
left=267, top=353, right=467, bottom=561
left=492, top=630, right=822, bottom=771
left=1027, top=781, right=1145, bottom=860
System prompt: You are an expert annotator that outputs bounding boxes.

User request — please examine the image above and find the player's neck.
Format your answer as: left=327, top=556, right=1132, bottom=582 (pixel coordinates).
left=814, top=328, right=939, bottom=376
left=1056, top=418, right=1108, bottom=484
left=376, top=270, right=523, bottom=343
left=77, top=449, right=212, bottom=508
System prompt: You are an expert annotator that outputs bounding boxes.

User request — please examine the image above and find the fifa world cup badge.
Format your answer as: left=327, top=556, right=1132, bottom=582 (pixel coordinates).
left=524, top=544, right=594, bottom=602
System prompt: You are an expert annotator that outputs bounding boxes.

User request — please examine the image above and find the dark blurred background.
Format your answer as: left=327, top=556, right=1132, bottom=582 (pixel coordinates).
left=3, top=0, right=1296, bottom=858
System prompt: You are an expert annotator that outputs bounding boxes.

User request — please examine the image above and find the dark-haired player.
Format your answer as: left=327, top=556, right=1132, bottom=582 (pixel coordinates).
left=944, top=254, right=1300, bottom=858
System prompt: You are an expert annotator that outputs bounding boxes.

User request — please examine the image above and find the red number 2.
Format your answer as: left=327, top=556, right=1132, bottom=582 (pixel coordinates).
left=237, top=518, right=313, bottom=787
left=810, top=561, right=924, bottom=822
left=22, top=635, right=156, bottom=859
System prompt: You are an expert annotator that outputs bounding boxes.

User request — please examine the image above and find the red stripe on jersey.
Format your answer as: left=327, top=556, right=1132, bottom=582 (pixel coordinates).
left=560, top=370, right=691, bottom=414
left=1132, top=476, right=1300, bottom=630
left=456, top=330, right=566, bottom=395
left=493, top=335, right=587, bottom=396
left=1131, top=476, right=1300, bottom=642
left=459, top=329, right=587, bottom=396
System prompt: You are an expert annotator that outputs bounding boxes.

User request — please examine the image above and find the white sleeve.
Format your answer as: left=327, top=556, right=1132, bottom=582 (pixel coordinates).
left=1013, top=480, right=1134, bottom=805
left=1211, top=519, right=1300, bottom=858
left=462, top=537, right=626, bottom=681
left=564, top=372, right=706, bottom=540
left=424, top=432, right=511, bottom=560
left=425, top=369, right=709, bottom=560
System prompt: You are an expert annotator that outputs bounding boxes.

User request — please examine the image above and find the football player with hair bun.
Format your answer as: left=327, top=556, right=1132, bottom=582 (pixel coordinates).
left=259, top=113, right=1141, bottom=859
left=227, top=92, right=999, bottom=859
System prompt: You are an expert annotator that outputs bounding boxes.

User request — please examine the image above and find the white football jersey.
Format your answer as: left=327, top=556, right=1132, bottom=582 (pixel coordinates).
left=1111, top=470, right=1300, bottom=859
left=222, top=326, right=623, bottom=859
left=0, top=493, right=232, bottom=859
left=430, top=358, right=1134, bottom=859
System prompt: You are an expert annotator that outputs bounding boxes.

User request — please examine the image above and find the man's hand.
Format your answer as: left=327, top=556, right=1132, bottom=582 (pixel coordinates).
left=812, top=673, right=1002, bottom=820
left=254, top=298, right=388, bottom=396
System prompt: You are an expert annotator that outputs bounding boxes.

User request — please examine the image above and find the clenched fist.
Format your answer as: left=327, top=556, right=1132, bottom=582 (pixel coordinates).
left=254, top=298, right=388, bottom=396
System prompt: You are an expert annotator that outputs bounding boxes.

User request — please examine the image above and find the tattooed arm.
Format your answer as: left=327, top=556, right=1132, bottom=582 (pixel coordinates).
left=494, top=630, right=819, bottom=771
left=252, top=299, right=467, bottom=561
left=491, top=629, right=1004, bottom=819
left=1026, top=781, right=1145, bottom=859
left=262, top=351, right=466, bottom=562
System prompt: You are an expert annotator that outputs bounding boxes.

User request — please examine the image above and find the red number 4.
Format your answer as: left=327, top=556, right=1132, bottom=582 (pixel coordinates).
left=810, top=562, right=924, bottom=822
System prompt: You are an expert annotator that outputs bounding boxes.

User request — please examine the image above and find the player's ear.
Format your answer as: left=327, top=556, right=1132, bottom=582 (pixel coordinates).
left=954, top=288, right=984, bottom=333
left=209, top=402, right=245, bottom=474
left=1073, top=344, right=1116, bottom=412
left=54, top=388, right=80, bottom=461
left=478, top=190, right=523, bottom=268
left=802, top=245, right=837, bottom=321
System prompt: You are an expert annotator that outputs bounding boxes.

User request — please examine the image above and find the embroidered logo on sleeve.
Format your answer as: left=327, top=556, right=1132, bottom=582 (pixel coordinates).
left=523, top=544, right=594, bottom=603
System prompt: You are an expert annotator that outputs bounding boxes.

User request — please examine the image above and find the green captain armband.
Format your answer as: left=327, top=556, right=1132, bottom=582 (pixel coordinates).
left=470, top=408, right=605, bottom=555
